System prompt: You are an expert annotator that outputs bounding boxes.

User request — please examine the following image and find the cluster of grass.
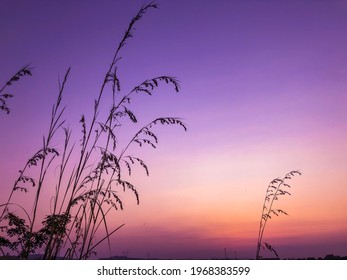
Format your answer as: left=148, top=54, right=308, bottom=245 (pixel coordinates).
left=0, top=2, right=186, bottom=259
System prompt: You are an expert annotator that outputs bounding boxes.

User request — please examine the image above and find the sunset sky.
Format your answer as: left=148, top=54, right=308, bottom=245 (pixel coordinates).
left=1, top=0, right=347, bottom=259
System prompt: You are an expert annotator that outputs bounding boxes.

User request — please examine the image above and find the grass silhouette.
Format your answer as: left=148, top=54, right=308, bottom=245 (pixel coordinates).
left=0, top=65, right=32, bottom=115
left=256, top=170, right=301, bottom=259
left=0, top=1, right=186, bottom=259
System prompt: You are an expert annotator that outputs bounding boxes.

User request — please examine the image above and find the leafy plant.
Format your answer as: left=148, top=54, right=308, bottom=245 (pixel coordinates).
left=256, top=170, right=301, bottom=259
left=0, top=1, right=186, bottom=259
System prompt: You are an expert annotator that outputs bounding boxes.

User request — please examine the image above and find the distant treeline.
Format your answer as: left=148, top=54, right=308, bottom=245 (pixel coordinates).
left=286, top=254, right=347, bottom=260
left=1, top=253, right=346, bottom=260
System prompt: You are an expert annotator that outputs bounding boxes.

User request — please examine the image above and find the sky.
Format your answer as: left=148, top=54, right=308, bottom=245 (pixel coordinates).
left=1, top=0, right=347, bottom=259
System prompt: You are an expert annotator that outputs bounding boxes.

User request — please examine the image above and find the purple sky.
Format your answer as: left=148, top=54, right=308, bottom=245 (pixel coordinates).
left=1, top=0, right=347, bottom=259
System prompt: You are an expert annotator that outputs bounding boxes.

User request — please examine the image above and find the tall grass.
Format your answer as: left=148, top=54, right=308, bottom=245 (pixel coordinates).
left=256, top=170, right=301, bottom=259
left=0, top=2, right=186, bottom=259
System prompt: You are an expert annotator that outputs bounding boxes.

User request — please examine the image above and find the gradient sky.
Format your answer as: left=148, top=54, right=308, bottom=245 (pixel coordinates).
left=1, top=0, right=347, bottom=259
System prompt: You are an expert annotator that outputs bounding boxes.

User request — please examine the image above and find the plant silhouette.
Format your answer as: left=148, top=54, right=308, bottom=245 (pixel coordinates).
left=0, top=65, right=32, bottom=115
left=256, top=170, right=301, bottom=259
left=0, top=1, right=186, bottom=259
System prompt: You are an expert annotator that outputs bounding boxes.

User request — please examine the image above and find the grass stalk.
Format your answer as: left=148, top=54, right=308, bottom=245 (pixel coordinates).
left=256, top=170, right=301, bottom=259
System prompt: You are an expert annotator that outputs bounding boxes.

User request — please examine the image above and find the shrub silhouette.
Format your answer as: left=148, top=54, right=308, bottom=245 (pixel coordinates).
left=0, top=2, right=186, bottom=259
